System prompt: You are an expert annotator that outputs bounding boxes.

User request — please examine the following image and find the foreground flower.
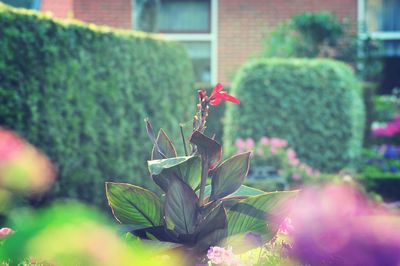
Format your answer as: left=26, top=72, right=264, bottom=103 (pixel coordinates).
left=278, top=218, right=294, bottom=235
left=207, top=246, right=244, bottom=266
left=0, top=227, right=13, bottom=238
left=289, top=184, right=400, bottom=266
left=0, top=128, right=55, bottom=193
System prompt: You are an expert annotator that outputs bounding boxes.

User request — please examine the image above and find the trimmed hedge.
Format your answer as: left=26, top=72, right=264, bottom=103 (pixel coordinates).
left=0, top=4, right=195, bottom=206
left=224, top=58, right=365, bottom=172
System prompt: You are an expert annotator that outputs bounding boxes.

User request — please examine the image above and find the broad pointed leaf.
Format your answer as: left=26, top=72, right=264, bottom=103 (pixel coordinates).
left=195, top=201, right=228, bottom=252
left=164, top=179, right=199, bottom=235
left=106, top=182, right=162, bottom=227
left=152, top=129, right=177, bottom=160
left=189, top=130, right=222, bottom=170
left=210, top=152, right=251, bottom=201
left=226, top=191, right=297, bottom=241
left=203, top=184, right=265, bottom=199
left=148, top=156, right=201, bottom=191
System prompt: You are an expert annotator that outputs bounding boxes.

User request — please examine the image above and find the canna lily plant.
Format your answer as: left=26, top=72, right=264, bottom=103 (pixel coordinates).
left=105, top=83, right=296, bottom=255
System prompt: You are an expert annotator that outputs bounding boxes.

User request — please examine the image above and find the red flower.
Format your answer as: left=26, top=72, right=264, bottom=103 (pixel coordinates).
left=209, top=83, right=240, bottom=106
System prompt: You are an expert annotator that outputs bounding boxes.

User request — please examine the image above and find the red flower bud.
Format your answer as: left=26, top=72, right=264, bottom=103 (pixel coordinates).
left=198, top=89, right=207, bottom=100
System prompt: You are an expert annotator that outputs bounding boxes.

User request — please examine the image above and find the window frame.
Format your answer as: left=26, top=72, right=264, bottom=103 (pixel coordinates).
left=156, top=0, right=212, bottom=34
left=358, top=0, right=400, bottom=41
left=132, top=0, right=218, bottom=85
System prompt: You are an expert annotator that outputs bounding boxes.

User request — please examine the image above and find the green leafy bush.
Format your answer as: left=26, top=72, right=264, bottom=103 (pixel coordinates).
left=224, top=58, right=365, bottom=172
left=0, top=4, right=194, bottom=206
left=262, top=12, right=383, bottom=83
left=263, top=12, right=352, bottom=59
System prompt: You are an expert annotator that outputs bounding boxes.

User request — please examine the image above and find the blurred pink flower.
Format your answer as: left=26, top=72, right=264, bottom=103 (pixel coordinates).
left=245, top=138, right=255, bottom=149
left=304, top=166, right=314, bottom=176
left=207, top=246, right=240, bottom=265
left=287, top=149, right=296, bottom=159
left=289, top=184, right=400, bottom=266
left=289, top=157, right=300, bottom=167
left=372, top=115, right=400, bottom=137
left=260, top=136, right=270, bottom=145
left=0, top=128, right=56, bottom=193
left=0, top=227, right=13, bottom=238
left=278, top=217, right=295, bottom=235
left=271, top=138, right=288, bottom=148
left=270, top=147, right=277, bottom=155
left=235, top=138, right=246, bottom=151
left=0, top=128, right=24, bottom=161
left=292, top=173, right=301, bottom=181
left=256, top=148, right=264, bottom=156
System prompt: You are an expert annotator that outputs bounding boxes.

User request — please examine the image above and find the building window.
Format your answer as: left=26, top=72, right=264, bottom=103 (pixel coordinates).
left=359, top=0, right=400, bottom=93
left=365, top=0, right=400, bottom=33
left=2, top=0, right=41, bottom=10
left=133, top=0, right=217, bottom=85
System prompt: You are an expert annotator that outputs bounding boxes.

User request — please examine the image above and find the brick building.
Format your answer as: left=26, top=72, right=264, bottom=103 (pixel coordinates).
left=3, top=0, right=400, bottom=90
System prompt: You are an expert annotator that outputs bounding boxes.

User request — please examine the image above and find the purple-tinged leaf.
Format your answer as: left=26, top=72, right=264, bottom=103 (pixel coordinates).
left=152, top=129, right=177, bottom=160
left=189, top=130, right=222, bottom=170
left=164, top=179, right=199, bottom=235
left=210, top=152, right=251, bottom=201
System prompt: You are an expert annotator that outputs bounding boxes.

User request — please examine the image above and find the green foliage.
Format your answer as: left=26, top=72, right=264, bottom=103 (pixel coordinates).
left=262, top=12, right=383, bottom=83
left=263, top=12, right=351, bottom=59
left=0, top=4, right=195, bottom=206
left=106, top=115, right=295, bottom=254
left=373, top=93, right=400, bottom=123
left=224, top=58, right=365, bottom=172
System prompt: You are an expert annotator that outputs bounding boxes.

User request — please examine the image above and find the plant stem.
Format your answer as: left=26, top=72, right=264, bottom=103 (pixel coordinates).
left=199, top=156, right=208, bottom=206
left=180, top=123, right=188, bottom=156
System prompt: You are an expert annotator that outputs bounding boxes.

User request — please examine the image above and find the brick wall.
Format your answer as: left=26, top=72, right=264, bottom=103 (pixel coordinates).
left=73, top=0, right=132, bottom=29
left=41, top=0, right=74, bottom=18
left=217, top=0, right=357, bottom=84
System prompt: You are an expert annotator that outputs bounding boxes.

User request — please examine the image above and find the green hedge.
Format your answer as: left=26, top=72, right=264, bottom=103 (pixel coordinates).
left=0, top=4, right=195, bottom=206
left=224, top=58, right=365, bottom=172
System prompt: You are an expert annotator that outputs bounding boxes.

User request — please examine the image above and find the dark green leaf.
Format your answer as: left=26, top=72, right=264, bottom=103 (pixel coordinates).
left=210, top=152, right=251, bottom=201
left=152, top=129, right=177, bottom=160
left=189, top=130, right=222, bottom=170
left=195, top=201, right=227, bottom=252
left=105, top=182, right=162, bottom=227
left=203, top=184, right=264, bottom=199
left=164, top=179, right=199, bottom=235
left=148, top=156, right=201, bottom=191
left=226, top=191, right=297, bottom=241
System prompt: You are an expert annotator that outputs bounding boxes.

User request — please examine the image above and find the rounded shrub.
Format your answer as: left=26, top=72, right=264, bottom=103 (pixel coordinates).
left=0, top=4, right=195, bottom=207
left=224, top=58, right=365, bottom=172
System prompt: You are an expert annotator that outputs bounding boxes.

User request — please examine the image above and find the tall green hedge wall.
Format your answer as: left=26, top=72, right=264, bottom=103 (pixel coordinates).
left=224, top=58, right=365, bottom=172
left=0, top=4, right=195, bottom=206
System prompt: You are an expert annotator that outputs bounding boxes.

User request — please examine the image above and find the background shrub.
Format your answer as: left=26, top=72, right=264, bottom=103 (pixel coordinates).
left=224, top=58, right=365, bottom=172
left=0, top=4, right=194, bottom=207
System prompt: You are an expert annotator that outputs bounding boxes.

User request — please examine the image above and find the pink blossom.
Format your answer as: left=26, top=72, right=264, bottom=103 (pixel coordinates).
left=292, top=173, right=301, bottom=181
left=0, top=227, right=13, bottom=238
left=0, top=128, right=24, bottom=161
left=260, top=136, right=270, bottom=145
left=287, top=149, right=296, bottom=159
left=372, top=115, right=400, bottom=137
left=304, top=166, right=314, bottom=176
left=207, top=246, right=238, bottom=265
left=278, top=217, right=294, bottom=235
left=235, top=138, right=246, bottom=151
left=245, top=138, right=255, bottom=149
left=256, top=148, right=264, bottom=156
left=270, top=138, right=288, bottom=148
left=270, top=147, right=277, bottom=155
left=289, top=157, right=300, bottom=167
